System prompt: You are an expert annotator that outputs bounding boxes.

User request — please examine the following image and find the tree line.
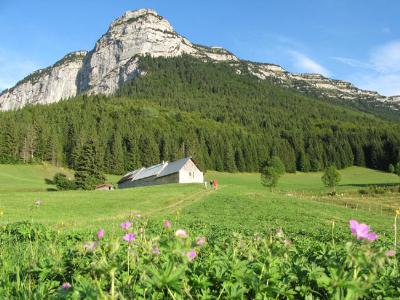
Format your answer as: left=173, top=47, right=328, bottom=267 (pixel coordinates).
left=0, top=55, right=399, bottom=175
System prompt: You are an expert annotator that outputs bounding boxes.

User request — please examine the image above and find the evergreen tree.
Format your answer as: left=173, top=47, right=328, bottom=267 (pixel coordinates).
left=74, top=140, right=106, bottom=190
left=108, top=132, right=125, bottom=174
left=139, top=134, right=160, bottom=167
left=223, top=143, right=236, bottom=172
left=395, top=162, right=400, bottom=177
left=124, top=135, right=141, bottom=171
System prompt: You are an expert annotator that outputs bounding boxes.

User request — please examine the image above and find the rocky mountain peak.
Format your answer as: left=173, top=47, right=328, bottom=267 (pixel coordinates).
left=111, top=9, right=171, bottom=30
left=0, top=8, right=398, bottom=114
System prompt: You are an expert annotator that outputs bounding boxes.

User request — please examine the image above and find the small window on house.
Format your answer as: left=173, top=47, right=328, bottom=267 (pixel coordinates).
left=189, top=172, right=192, bottom=176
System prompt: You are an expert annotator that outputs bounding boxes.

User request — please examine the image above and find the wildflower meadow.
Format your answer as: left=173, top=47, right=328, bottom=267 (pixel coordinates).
left=0, top=166, right=399, bottom=298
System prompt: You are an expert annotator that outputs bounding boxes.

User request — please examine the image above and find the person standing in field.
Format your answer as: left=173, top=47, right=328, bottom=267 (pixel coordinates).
left=213, top=179, right=218, bottom=190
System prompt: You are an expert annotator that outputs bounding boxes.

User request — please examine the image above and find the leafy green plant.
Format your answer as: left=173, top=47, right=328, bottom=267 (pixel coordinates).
left=322, top=165, right=341, bottom=193
left=0, top=215, right=399, bottom=299
left=52, top=173, right=76, bottom=191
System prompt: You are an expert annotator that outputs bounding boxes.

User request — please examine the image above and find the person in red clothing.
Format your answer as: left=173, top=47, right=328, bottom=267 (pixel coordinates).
left=213, top=179, right=218, bottom=190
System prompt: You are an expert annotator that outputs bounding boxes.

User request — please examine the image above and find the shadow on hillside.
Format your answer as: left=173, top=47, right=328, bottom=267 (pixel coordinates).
left=46, top=188, right=58, bottom=192
left=339, top=183, right=399, bottom=188
left=44, top=178, right=54, bottom=185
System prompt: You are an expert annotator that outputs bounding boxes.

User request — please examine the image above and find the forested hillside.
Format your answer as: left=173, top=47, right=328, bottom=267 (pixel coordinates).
left=0, top=55, right=399, bottom=174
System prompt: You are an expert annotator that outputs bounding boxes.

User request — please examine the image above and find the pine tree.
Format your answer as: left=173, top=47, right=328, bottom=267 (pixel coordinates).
left=124, top=135, right=141, bottom=171
left=139, top=134, right=160, bottom=167
left=108, top=132, right=124, bottom=174
left=223, top=143, right=236, bottom=172
left=74, top=140, right=106, bottom=190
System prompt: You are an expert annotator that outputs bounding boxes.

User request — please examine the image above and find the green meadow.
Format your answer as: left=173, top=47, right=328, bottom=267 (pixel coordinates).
left=1, top=164, right=400, bottom=298
left=0, top=164, right=398, bottom=236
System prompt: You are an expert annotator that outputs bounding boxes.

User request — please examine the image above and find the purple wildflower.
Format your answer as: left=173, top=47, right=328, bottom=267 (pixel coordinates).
left=196, top=236, right=206, bottom=247
left=61, top=282, right=71, bottom=290
left=120, top=221, right=132, bottom=230
left=163, top=219, right=172, bottom=229
left=385, top=250, right=396, bottom=257
left=97, top=229, right=104, bottom=240
left=152, top=247, right=161, bottom=255
left=123, top=233, right=136, bottom=243
left=83, top=241, right=97, bottom=252
left=349, top=220, right=377, bottom=241
left=186, top=249, right=197, bottom=261
left=175, top=229, right=188, bottom=238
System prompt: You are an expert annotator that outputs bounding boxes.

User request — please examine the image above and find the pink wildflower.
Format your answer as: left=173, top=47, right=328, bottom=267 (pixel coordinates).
left=123, top=233, right=136, bottom=243
left=349, top=220, right=377, bottom=241
left=97, top=229, right=104, bottom=239
left=196, top=236, right=206, bottom=246
left=163, top=219, right=172, bottom=229
left=385, top=250, right=396, bottom=257
left=152, top=247, right=161, bottom=255
left=186, top=249, right=197, bottom=261
left=61, top=282, right=71, bottom=290
left=120, top=221, right=132, bottom=230
left=83, top=241, right=97, bottom=252
left=175, top=229, right=188, bottom=238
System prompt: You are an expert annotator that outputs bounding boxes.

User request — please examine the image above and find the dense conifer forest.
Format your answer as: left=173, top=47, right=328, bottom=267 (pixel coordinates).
left=0, top=55, right=399, bottom=174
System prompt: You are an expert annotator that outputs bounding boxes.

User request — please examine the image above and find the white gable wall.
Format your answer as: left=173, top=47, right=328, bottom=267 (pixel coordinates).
left=178, top=159, right=204, bottom=183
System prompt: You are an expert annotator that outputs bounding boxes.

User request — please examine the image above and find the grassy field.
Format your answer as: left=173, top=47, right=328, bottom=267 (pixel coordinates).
left=0, top=164, right=398, bottom=237
left=1, top=164, right=400, bottom=298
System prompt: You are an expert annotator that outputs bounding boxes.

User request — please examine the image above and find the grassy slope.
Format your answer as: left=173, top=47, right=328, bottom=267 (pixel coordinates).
left=0, top=164, right=398, bottom=242
left=0, top=164, right=73, bottom=193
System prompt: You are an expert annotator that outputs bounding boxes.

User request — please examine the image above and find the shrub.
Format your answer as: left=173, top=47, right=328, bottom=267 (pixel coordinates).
left=261, top=166, right=280, bottom=189
left=322, top=165, right=341, bottom=192
left=53, top=173, right=76, bottom=190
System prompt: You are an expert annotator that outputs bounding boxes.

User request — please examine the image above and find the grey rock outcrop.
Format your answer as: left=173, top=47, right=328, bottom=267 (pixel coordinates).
left=0, top=9, right=238, bottom=110
left=0, top=51, right=86, bottom=110
left=0, top=8, right=398, bottom=112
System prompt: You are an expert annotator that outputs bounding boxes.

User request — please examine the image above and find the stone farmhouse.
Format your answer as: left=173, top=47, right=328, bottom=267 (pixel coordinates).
left=117, top=157, right=204, bottom=189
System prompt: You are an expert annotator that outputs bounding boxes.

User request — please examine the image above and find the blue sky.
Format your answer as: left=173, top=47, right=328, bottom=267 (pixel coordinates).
left=0, top=0, right=399, bottom=96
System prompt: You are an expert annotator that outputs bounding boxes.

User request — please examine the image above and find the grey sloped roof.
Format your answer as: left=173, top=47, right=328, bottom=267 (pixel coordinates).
left=117, top=157, right=198, bottom=185
left=158, top=157, right=191, bottom=178
left=134, top=162, right=166, bottom=180
left=117, top=168, right=145, bottom=184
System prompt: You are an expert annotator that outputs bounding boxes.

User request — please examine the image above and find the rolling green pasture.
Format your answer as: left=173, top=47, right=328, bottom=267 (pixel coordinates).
left=0, top=164, right=398, bottom=241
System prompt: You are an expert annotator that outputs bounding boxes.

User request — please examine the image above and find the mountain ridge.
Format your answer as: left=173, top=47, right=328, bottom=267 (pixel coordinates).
left=1, top=8, right=399, bottom=114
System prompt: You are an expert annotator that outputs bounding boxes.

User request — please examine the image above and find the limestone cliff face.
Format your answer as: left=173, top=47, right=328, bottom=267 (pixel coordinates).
left=0, top=51, right=86, bottom=110
left=0, top=9, right=238, bottom=110
left=245, top=62, right=399, bottom=111
left=0, top=8, right=398, bottom=112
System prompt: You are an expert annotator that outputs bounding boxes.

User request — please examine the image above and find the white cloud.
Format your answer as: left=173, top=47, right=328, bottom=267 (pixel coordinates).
left=331, top=56, right=372, bottom=69
left=288, top=50, right=331, bottom=77
left=370, top=41, right=400, bottom=73
left=0, top=48, right=39, bottom=92
left=332, top=40, right=400, bottom=96
left=354, top=74, right=400, bottom=96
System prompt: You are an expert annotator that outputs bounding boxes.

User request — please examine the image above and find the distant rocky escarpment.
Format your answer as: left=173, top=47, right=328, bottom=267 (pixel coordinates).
left=1, top=8, right=399, bottom=114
